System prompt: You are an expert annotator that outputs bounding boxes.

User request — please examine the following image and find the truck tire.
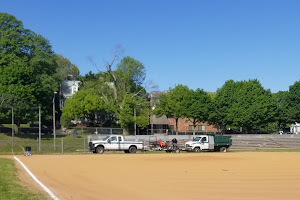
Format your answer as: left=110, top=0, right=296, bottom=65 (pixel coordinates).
left=220, top=147, right=227, bottom=152
left=96, top=146, right=105, bottom=154
left=194, top=147, right=201, bottom=152
left=129, top=146, right=137, bottom=153
left=174, top=148, right=180, bottom=153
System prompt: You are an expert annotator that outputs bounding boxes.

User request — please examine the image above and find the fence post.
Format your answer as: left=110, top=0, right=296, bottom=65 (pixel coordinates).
left=61, top=137, right=64, bottom=154
left=84, top=138, right=86, bottom=153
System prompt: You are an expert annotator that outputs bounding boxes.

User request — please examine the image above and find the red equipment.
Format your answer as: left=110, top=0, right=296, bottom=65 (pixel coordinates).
left=157, top=140, right=166, bottom=147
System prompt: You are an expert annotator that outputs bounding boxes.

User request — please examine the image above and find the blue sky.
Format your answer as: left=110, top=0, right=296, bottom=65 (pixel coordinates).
left=1, top=0, right=300, bottom=93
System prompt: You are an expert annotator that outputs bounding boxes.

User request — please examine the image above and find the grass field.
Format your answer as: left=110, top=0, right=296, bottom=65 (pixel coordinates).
left=0, top=133, right=88, bottom=155
left=0, top=157, right=49, bottom=200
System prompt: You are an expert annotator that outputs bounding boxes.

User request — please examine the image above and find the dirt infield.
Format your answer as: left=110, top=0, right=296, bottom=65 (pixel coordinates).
left=11, top=152, right=300, bottom=200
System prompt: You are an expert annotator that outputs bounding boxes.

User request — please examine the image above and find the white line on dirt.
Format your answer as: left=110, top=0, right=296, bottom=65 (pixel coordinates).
left=14, top=156, right=59, bottom=200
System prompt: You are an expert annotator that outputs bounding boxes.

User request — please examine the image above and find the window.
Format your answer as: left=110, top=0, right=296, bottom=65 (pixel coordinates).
left=72, top=86, right=78, bottom=94
left=189, top=125, right=195, bottom=131
left=110, top=136, right=117, bottom=141
left=198, top=125, right=206, bottom=131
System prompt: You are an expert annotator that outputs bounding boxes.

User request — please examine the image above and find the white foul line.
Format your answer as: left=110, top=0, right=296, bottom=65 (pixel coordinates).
left=14, top=156, right=60, bottom=200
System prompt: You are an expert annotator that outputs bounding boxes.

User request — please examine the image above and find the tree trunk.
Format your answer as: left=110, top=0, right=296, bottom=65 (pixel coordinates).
left=193, top=119, right=196, bottom=135
left=175, top=118, right=178, bottom=135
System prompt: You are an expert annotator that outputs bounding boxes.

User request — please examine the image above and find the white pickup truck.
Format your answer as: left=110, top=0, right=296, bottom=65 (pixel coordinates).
left=89, top=135, right=144, bottom=154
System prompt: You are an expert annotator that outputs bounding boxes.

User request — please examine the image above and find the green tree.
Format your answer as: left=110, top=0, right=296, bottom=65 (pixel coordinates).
left=54, top=54, right=80, bottom=81
left=272, top=91, right=290, bottom=130
left=63, top=55, right=149, bottom=133
left=0, top=13, right=58, bottom=125
left=288, top=81, right=300, bottom=123
left=185, top=89, right=211, bottom=134
left=154, top=85, right=190, bottom=134
left=101, top=54, right=149, bottom=133
left=211, top=79, right=276, bottom=133
left=61, top=89, right=112, bottom=127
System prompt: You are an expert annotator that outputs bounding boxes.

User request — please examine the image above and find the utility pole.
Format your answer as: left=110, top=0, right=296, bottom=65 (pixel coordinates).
left=11, top=107, right=14, bottom=149
left=134, top=107, right=136, bottom=136
left=53, top=91, right=57, bottom=150
left=39, top=105, right=41, bottom=152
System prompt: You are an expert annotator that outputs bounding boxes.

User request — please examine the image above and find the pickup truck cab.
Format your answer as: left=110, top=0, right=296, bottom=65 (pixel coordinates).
left=89, top=135, right=144, bottom=154
left=185, top=134, right=232, bottom=152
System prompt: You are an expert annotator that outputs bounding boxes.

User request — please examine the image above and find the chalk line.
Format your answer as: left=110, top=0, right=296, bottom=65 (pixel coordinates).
left=14, top=156, right=60, bottom=200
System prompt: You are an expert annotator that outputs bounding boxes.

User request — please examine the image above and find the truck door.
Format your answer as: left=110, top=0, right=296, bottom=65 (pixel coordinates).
left=200, top=136, right=209, bottom=150
left=107, top=136, right=118, bottom=150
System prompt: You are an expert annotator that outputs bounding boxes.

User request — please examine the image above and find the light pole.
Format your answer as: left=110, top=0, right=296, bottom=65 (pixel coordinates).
left=53, top=91, right=57, bottom=150
left=134, top=107, right=136, bottom=136
left=11, top=107, right=14, bottom=149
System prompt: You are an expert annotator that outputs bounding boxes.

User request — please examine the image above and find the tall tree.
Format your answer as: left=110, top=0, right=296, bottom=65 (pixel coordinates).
left=211, top=79, right=276, bottom=133
left=288, top=81, right=300, bottom=123
left=154, top=85, right=190, bottom=134
left=272, top=91, right=290, bottom=130
left=87, top=50, right=149, bottom=134
left=185, top=89, right=211, bottom=134
left=0, top=13, right=58, bottom=125
left=54, top=54, right=79, bottom=81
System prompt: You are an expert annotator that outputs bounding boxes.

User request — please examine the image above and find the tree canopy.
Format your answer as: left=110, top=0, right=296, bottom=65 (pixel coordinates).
left=0, top=13, right=58, bottom=124
left=61, top=55, right=149, bottom=133
left=211, top=79, right=277, bottom=133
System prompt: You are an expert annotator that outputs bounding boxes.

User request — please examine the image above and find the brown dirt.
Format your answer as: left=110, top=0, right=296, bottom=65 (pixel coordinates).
left=11, top=152, right=300, bottom=200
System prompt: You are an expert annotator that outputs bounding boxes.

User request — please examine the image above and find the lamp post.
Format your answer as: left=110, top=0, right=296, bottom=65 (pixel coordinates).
left=53, top=91, right=57, bottom=150
left=134, top=107, right=136, bottom=136
left=11, top=107, right=14, bottom=149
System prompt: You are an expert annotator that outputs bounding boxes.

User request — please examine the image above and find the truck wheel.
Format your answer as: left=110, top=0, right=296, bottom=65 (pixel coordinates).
left=194, top=147, right=201, bottom=152
left=220, top=147, right=227, bottom=152
left=129, top=146, right=137, bottom=153
left=96, top=146, right=104, bottom=154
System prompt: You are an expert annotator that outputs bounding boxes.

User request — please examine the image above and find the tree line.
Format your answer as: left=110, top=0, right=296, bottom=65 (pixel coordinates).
left=155, top=80, right=300, bottom=134
left=1, top=13, right=299, bottom=134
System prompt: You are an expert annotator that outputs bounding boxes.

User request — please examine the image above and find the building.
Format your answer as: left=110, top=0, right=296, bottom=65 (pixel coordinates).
left=290, top=123, right=300, bottom=134
left=59, top=75, right=80, bottom=110
left=148, top=91, right=220, bottom=135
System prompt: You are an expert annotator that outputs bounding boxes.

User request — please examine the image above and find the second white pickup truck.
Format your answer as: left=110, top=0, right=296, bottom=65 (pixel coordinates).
left=89, top=135, right=144, bottom=154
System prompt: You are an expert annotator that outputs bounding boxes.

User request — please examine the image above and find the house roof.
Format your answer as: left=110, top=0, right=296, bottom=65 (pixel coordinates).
left=150, top=115, right=169, bottom=125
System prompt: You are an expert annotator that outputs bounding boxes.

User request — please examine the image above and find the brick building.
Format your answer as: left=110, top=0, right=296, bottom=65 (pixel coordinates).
left=148, top=91, right=220, bottom=134
left=167, top=117, right=220, bottom=133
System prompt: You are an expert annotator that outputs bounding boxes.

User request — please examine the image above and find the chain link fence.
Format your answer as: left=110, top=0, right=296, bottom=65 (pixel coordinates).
left=0, top=137, right=89, bottom=155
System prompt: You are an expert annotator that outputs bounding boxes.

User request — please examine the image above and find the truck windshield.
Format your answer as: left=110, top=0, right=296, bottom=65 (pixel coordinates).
left=193, top=137, right=201, bottom=141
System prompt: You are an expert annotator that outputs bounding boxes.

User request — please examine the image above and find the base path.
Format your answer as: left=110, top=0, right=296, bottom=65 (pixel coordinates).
left=15, top=152, right=300, bottom=200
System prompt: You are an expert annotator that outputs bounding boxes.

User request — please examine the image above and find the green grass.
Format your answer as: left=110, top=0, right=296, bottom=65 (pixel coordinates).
left=0, top=133, right=89, bottom=155
left=0, top=158, right=50, bottom=200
